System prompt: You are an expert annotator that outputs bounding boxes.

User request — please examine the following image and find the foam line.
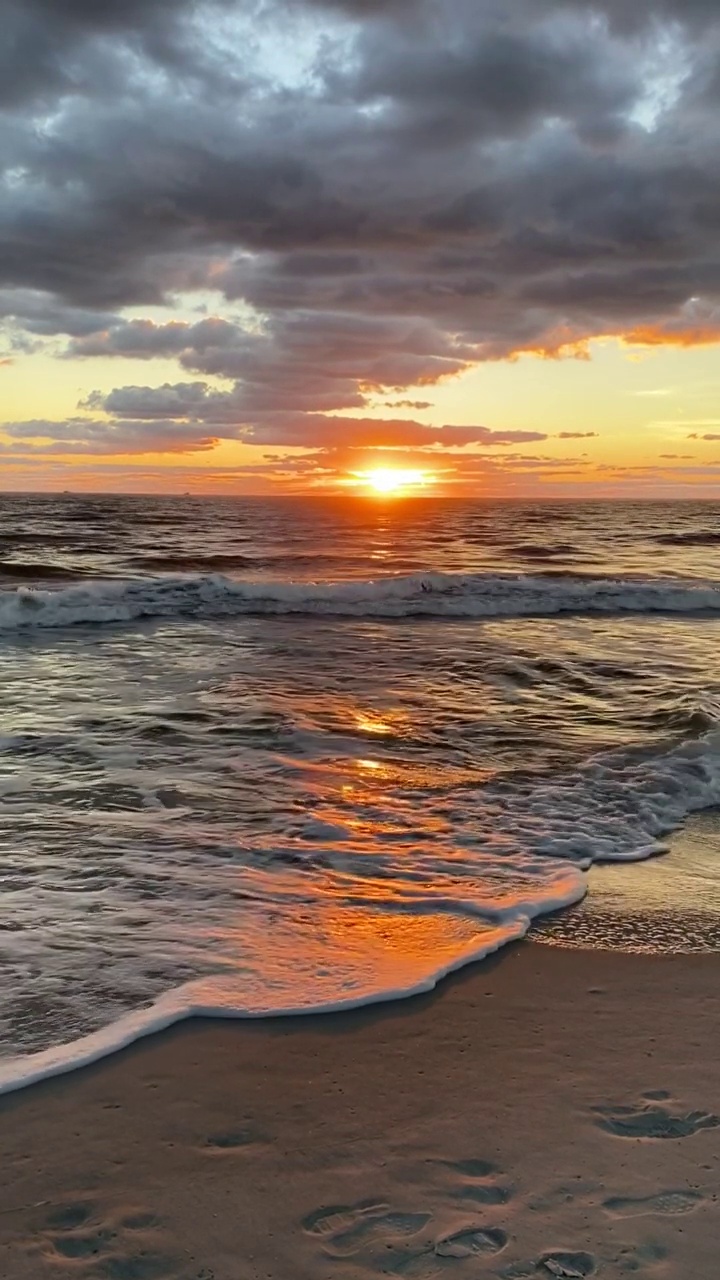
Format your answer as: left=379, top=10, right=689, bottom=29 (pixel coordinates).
left=2, top=570, right=720, bottom=631
left=1, top=721, right=718, bottom=1094
left=0, top=912, right=541, bottom=1098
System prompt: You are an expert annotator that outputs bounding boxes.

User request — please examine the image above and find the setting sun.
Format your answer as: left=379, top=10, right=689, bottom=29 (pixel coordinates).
left=349, top=468, right=434, bottom=496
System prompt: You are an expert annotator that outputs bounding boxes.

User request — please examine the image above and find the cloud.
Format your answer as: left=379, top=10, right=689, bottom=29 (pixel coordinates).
left=0, top=0, right=243, bottom=109
left=555, top=431, right=598, bottom=438
left=625, top=322, right=720, bottom=349
left=8, top=397, right=546, bottom=452
left=0, top=0, right=719, bottom=466
left=383, top=399, right=433, bottom=410
left=72, top=313, right=477, bottom=423
left=69, top=317, right=241, bottom=358
left=2, top=417, right=218, bottom=454
left=238, top=418, right=547, bottom=449
left=304, top=0, right=719, bottom=23
left=0, top=289, right=122, bottom=343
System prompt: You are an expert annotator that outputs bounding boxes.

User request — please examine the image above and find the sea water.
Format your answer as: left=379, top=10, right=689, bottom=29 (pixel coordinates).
left=1, top=495, right=720, bottom=1093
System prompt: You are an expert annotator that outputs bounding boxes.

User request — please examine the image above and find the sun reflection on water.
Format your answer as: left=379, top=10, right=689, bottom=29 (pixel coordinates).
left=354, top=711, right=395, bottom=735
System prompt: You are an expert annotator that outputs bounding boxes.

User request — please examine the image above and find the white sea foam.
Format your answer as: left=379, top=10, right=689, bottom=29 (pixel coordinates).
left=2, top=571, right=720, bottom=631
left=0, top=907, right=552, bottom=1098
left=2, top=724, right=720, bottom=1096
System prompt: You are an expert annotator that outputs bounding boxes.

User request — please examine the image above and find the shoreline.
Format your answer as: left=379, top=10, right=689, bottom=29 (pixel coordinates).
left=1, top=943, right=718, bottom=1279
left=3, top=809, right=718, bottom=1102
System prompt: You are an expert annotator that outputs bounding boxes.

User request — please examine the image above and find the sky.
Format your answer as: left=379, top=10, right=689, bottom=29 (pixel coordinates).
left=1, top=0, right=719, bottom=496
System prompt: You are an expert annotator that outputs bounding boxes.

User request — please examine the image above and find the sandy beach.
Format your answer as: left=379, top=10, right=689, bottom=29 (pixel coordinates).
left=0, top=942, right=717, bottom=1280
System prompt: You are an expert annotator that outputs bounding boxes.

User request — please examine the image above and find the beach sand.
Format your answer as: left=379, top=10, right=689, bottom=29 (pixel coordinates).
left=0, top=942, right=718, bottom=1280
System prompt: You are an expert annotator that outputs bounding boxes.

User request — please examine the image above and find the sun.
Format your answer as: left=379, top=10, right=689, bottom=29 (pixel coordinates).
left=348, top=467, right=434, bottom=496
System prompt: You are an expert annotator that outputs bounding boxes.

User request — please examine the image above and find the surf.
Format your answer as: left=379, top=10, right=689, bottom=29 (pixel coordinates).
left=3, top=570, right=720, bottom=631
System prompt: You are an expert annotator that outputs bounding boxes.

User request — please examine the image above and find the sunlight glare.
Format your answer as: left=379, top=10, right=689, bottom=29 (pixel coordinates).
left=349, top=467, right=434, bottom=496
left=354, top=712, right=393, bottom=735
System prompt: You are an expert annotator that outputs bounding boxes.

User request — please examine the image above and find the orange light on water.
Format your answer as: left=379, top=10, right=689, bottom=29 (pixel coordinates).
left=348, top=467, right=434, bottom=496
left=354, top=712, right=393, bottom=735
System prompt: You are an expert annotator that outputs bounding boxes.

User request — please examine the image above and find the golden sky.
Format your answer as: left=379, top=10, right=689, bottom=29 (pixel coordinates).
left=3, top=336, right=719, bottom=496
left=1, top=0, right=719, bottom=496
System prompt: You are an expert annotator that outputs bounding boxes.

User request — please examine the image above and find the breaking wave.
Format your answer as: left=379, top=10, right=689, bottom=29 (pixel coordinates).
left=3, top=570, right=720, bottom=632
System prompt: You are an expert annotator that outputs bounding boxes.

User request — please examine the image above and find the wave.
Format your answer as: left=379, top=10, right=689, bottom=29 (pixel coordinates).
left=3, top=570, right=720, bottom=632
left=505, top=543, right=579, bottom=558
left=132, top=553, right=256, bottom=572
left=654, top=530, right=720, bottom=546
left=642, top=695, right=720, bottom=737
left=0, top=561, right=84, bottom=581
left=128, top=552, right=382, bottom=572
left=3, top=720, right=720, bottom=1094
left=1, top=532, right=79, bottom=546
left=0, top=913, right=540, bottom=1098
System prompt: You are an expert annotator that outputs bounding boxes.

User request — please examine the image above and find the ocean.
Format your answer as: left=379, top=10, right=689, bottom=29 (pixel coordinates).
left=2, top=493, right=720, bottom=1093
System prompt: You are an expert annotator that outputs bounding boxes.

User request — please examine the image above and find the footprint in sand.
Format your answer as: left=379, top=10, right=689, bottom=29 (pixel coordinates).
left=35, top=1197, right=180, bottom=1279
left=302, top=1196, right=508, bottom=1275
left=336, top=1212, right=431, bottom=1256
left=304, top=1202, right=431, bottom=1258
left=383, top=1226, right=508, bottom=1279
left=502, top=1250, right=597, bottom=1278
left=603, top=1190, right=704, bottom=1218
left=120, top=1213, right=164, bottom=1231
left=434, top=1158, right=514, bottom=1206
left=204, top=1126, right=265, bottom=1151
left=612, top=1242, right=668, bottom=1273
left=48, top=1228, right=114, bottom=1260
left=45, top=1202, right=94, bottom=1231
left=434, top=1226, right=509, bottom=1259
left=302, top=1200, right=390, bottom=1239
left=40, top=1200, right=113, bottom=1263
left=593, top=1100, right=720, bottom=1140
left=343, top=1220, right=509, bottom=1279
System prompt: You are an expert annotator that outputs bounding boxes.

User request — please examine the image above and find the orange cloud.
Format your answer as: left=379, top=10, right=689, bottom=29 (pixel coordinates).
left=623, top=326, right=720, bottom=350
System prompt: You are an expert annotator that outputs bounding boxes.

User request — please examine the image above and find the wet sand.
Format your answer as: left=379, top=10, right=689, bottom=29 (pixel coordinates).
left=0, top=943, right=718, bottom=1280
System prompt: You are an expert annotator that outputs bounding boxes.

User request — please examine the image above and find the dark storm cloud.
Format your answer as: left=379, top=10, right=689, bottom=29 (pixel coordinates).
left=0, top=0, right=242, bottom=108
left=303, top=0, right=720, bottom=29
left=334, top=17, right=638, bottom=148
left=1, top=0, right=719, bottom=456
